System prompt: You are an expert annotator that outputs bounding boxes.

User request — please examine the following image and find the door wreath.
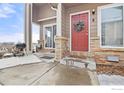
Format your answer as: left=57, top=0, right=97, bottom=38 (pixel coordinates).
left=73, top=21, right=85, bottom=32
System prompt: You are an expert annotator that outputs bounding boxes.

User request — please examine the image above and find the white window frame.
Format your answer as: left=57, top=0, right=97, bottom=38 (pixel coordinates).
left=97, top=3, right=124, bottom=48
left=43, top=23, right=56, bottom=49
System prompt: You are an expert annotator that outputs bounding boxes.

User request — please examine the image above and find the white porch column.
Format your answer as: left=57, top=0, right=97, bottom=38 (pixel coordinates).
left=24, top=3, right=32, bottom=52
left=55, top=3, right=68, bottom=61
left=56, top=3, right=62, bottom=36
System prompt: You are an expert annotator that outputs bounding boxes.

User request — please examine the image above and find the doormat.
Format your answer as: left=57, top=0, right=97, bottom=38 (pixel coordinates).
left=40, top=56, right=54, bottom=59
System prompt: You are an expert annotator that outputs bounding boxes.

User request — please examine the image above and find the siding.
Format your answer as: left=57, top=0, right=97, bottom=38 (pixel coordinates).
left=63, top=3, right=124, bottom=64
left=37, top=4, right=56, bottom=20
left=32, top=4, right=57, bottom=46
left=39, top=19, right=56, bottom=41
left=33, top=3, right=124, bottom=65
left=32, top=4, right=56, bottom=22
left=61, top=4, right=66, bottom=37
left=65, top=3, right=107, bottom=50
left=32, top=4, right=39, bottom=23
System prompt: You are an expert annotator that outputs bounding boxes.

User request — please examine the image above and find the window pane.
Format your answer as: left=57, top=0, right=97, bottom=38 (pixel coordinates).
left=45, top=27, right=52, bottom=48
left=53, top=25, right=56, bottom=48
left=101, top=6, right=123, bottom=47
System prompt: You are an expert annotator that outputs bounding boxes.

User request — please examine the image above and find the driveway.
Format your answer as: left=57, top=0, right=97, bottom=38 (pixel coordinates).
left=0, top=62, right=96, bottom=85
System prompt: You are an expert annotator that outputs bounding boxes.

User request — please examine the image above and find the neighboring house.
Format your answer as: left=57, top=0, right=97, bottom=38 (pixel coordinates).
left=25, top=3, right=124, bottom=71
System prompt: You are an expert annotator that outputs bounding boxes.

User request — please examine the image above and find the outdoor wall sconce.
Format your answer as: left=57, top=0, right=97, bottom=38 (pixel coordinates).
left=92, top=9, right=95, bottom=15
left=92, top=9, right=95, bottom=22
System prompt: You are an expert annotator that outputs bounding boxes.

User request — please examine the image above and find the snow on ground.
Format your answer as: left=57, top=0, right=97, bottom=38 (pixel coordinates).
left=97, top=74, right=124, bottom=85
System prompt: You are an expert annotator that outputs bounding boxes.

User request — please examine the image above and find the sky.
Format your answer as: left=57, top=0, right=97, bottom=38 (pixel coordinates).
left=0, top=3, right=39, bottom=43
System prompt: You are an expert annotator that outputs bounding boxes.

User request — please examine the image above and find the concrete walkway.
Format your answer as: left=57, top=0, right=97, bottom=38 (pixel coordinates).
left=32, top=64, right=91, bottom=85
left=0, top=62, right=57, bottom=85
left=0, top=54, right=41, bottom=69
left=0, top=62, right=97, bottom=85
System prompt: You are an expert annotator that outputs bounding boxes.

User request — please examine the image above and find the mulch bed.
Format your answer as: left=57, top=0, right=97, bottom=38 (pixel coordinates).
left=96, top=63, right=124, bottom=76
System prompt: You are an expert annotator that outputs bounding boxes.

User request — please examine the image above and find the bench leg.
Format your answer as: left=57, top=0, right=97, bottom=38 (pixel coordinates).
left=65, top=60, right=69, bottom=65
left=70, top=60, right=74, bottom=66
left=65, top=60, right=74, bottom=66
left=85, top=63, right=88, bottom=68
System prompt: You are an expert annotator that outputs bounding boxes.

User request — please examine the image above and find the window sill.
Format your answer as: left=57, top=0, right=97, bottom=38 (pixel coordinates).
left=100, top=46, right=124, bottom=49
left=99, top=47, right=124, bottom=52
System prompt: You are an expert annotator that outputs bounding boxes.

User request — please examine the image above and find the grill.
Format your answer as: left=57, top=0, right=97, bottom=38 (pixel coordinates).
left=16, top=43, right=26, bottom=50
left=13, top=43, right=26, bottom=57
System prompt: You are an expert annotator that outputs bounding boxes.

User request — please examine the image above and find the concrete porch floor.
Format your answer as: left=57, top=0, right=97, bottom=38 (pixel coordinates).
left=0, top=62, right=97, bottom=85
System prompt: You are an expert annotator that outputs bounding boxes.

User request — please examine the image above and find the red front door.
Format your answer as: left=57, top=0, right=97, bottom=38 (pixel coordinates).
left=71, top=12, right=89, bottom=51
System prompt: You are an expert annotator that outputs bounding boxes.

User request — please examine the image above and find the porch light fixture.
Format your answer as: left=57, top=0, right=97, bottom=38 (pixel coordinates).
left=92, top=9, right=95, bottom=22
left=92, top=9, right=95, bottom=15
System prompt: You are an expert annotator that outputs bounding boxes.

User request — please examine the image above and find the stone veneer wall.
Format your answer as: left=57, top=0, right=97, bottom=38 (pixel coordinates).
left=55, top=36, right=68, bottom=61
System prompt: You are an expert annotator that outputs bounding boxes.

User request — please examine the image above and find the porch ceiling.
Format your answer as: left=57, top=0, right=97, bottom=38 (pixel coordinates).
left=33, top=3, right=48, bottom=7
left=33, top=3, right=57, bottom=8
left=63, top=3, right=85, bottom=8
left=33, top=3, right=85, bottom=8
left=32, top=3, right=57, bottom=23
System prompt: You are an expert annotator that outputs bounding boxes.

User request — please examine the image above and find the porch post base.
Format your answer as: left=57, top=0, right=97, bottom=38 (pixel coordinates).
left=54, top=36, right=68, bottom=61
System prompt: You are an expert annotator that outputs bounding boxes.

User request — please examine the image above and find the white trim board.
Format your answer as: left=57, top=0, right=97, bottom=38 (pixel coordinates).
left=56, top=3, right=62, bottom=37
left=70, top=10, right=90, bottom=52
left=38, top=16, right=56, bottom=22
